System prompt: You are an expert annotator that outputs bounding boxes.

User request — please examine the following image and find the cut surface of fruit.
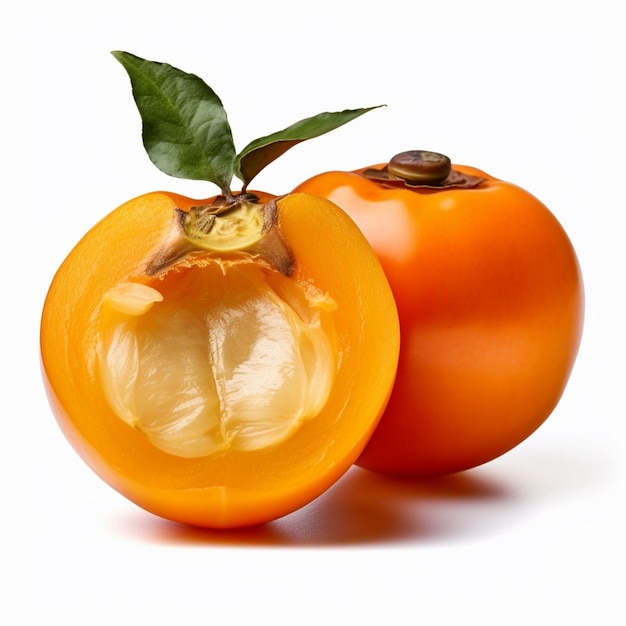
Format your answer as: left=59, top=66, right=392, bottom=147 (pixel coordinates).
left=41, top=190, right=400, bottom=528
left=98, top=255, right=337, bottom=458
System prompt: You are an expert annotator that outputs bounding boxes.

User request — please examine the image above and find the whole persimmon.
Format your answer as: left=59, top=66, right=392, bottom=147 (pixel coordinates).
left=294, top=150, right=584, bottom=477
left=40, top=52, right=398, bottom=528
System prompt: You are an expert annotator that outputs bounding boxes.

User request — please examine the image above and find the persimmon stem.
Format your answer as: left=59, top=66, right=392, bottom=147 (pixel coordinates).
left=221, top=186, right=237, bottom=204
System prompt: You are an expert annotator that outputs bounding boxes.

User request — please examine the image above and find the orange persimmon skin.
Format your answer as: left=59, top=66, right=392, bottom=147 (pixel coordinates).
left=40, top=191, right=399, bottom=527
left=294, top=165, right=584, bottom=476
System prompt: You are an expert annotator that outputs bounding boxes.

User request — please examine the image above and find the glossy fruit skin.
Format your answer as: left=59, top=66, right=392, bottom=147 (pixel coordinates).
left=40, top=191, right=399, bottom=527
left=294, top=165, right=584, bottom=476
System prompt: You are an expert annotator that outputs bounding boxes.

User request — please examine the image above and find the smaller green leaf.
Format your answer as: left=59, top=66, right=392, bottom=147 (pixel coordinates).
left=112, top=51, right=236, bottom=192
left=235, top=106, right=385, bottom=188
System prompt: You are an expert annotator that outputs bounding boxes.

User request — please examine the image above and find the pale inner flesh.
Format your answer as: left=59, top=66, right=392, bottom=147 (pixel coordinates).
left=97, top=257, right=337, bottom=458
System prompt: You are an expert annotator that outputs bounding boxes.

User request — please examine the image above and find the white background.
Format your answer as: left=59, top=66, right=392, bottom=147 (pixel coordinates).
left=5, top=0, right=625, bottom=622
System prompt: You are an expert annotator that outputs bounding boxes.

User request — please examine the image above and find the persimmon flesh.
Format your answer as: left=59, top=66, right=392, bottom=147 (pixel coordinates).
left=40, top=191, right=400, bottom=528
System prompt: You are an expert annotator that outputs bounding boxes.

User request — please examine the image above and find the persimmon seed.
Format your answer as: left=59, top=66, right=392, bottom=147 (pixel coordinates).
left=105, top=282, right=163, bottom=315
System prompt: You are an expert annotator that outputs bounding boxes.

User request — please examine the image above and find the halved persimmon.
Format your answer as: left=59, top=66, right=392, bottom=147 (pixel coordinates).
left=41, top=190, right=399, bottom=528
left=40, top=52, right=396, bottom=528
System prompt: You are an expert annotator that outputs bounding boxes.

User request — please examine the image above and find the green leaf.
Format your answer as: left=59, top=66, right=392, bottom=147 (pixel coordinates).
left=111, top=51, right=236, bottom=191
left=235, top=106, right=385, bottom=188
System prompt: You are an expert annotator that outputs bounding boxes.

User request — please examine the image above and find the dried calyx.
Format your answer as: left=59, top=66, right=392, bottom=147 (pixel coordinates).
left=363, top=150, right=486, bottom=190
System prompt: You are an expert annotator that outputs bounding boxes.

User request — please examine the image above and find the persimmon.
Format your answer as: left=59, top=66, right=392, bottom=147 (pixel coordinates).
left=40, top=52, right=398, bottom=528
left=294, top=150, right=584, bottom=477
